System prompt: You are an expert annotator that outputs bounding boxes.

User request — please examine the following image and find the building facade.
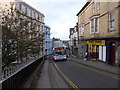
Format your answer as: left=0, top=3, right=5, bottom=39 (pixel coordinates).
left=69, top=23, right=79, bottom=57
left=1, top=0, right=45, bottom=65
left=69, top=28, right=74, bottom=55
left=52, top=37, right=64, bottom=49
left=44, top=25, right=52, bottom=56
left=77, top=0, right=120, bottom=66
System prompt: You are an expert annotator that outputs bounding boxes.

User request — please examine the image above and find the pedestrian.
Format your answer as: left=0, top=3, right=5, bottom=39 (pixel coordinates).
left=84, top=51, right=88, bottom=60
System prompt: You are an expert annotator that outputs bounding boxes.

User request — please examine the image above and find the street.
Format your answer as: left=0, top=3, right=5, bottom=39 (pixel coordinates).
left=1, top=1, right=120, bottom=89
left=33, top=57, right=119, bottom=89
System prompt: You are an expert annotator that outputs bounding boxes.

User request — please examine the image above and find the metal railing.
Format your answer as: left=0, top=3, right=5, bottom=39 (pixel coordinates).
left=0, top=56, right=45, bottom=88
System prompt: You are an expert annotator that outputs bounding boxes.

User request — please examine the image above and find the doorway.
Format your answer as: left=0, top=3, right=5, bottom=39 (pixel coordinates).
left=109, top=42, right=116, bottom=65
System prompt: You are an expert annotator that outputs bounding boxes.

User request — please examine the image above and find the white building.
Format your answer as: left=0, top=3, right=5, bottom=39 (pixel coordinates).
left=52, top=37, right=64, bottom=48
left=44, top=25, right=52, bottom=56
left=69, top=23, right=79, bottom=56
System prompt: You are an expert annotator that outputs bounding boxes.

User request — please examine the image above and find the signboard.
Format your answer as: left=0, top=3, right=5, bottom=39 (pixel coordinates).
left=83, top=40, right=105, bottom=45
left=55, top=47, right=64, bottom=50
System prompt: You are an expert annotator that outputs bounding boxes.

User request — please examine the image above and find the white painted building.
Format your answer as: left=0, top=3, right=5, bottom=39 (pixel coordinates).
left=69, top=23, right=79, bottom=56
left=52, top=37, right=64, bottom=48
left=44, top=25, right=52, bottom=56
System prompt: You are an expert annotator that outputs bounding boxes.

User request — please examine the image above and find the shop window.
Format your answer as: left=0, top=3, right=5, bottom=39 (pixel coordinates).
left=92, top=45, right=97, bottom=53
left=99, top=45, right=106, bottom=62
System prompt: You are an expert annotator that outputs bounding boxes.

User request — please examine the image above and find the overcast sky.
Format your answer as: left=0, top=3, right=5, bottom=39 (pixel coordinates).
left=24, top=0, right=87, bottom=40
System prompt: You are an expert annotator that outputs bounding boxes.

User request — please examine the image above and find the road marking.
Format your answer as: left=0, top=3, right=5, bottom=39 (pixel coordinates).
left=53, top=62, right=80, bottom=90
left=70, top=61, right=120, bottom=80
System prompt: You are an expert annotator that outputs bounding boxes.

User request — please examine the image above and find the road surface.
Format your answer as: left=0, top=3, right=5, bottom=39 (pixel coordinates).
left=33, top=57, right=119, bottom=89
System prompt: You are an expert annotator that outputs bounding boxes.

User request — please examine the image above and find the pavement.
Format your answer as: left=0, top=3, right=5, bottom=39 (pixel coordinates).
left=34, top=60, right=51, bottom=88
left=69, top=55, right=119, bottom=75
left=34, top=59, right=68, bottom=88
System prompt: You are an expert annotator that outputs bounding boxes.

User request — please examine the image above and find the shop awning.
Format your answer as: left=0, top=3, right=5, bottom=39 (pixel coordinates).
left=80, top=35, right=120, bottom=41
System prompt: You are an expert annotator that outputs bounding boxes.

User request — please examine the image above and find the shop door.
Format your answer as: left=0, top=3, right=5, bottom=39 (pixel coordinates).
left=109, top=43, right=116, bottom=65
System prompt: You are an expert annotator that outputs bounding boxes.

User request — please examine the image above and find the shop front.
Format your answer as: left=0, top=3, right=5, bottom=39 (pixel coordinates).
left=83, top=40, right=106, bottom=61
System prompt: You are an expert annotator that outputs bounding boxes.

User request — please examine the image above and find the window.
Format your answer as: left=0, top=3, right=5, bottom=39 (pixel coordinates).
left=16, top=3, right=19, bottom=10
left=95, top=18, right=98, bottom=32
left=97, top=0, right=100, bottom=10
left=22, top=5, right=25, bottom=13
left=19, top=4, right=22, bottom=10
left=90, top=16, right=99, bottom=34
left=38, top=25, right=40, bottom=31
left=36, top=13, right=38, bottom=20
left=30, top=10, right=32, bottom=17
left=109, top=11, right=115, bottom=31
left=34, top=12, right=36, bottom=18
left=91, top=19, right=94, bottom=33
left=25, top=7, right=27, bottom=14
left=27, top=8, right=30, bottom=17
left=79, top=24, right=84, bottom=36
left=97, top=2, right=100, bottom=10
left=38, top=15, right=40, bottom=20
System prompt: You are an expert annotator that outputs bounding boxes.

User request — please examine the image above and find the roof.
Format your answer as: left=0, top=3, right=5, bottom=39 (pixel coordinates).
left=76, top=1, right=91, bottom=16
left=18, top=1, right=45, bottom=17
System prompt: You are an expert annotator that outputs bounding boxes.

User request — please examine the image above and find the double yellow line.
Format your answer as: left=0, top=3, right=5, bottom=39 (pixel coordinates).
left=53, top=62, right=80, bottom=90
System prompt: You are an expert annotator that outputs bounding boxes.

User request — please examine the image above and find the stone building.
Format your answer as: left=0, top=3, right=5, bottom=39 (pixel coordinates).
left=1, top=0, right=45, bottom=65
left=77, top=0, right=120, bottom=66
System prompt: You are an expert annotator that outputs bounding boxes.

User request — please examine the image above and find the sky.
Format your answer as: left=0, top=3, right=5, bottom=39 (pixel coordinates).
left=24, top=0, right=87, bottom=40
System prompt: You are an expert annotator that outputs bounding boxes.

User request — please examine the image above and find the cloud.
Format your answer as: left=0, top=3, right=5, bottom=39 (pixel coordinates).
left=46, top=2, right=85, bottom=40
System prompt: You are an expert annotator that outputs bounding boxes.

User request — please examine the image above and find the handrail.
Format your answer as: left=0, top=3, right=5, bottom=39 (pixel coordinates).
left=0, top=55, right=44, bottom=84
